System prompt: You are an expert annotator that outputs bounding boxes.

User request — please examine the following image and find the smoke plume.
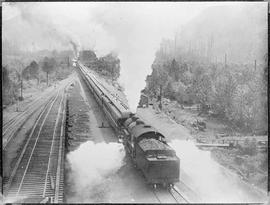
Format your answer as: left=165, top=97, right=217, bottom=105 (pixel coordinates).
left=66, top=141, right=125, bottom=202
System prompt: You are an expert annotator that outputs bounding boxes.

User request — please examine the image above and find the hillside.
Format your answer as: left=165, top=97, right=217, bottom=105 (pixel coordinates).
left=177, top=4, right=267, bottom=64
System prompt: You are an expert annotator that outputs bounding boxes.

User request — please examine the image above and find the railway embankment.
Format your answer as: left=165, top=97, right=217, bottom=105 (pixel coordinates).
left=65, top=82, right=92, bottom=153
left=65, top=79, right=96, bottom=202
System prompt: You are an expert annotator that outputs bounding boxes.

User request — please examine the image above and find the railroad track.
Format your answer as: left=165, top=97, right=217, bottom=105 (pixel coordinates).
left=2, top=94, right=57, bottom=151
left=3, top=86, right=68, bottom=203
left=153, top=186, right=189, bottom=203
left=2, top=88, right=64, bottom=151
left=3, top=93, right=46, bottom=130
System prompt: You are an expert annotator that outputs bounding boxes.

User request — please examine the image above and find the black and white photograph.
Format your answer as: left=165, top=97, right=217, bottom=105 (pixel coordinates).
left=1, top=1, right=268, bottom=203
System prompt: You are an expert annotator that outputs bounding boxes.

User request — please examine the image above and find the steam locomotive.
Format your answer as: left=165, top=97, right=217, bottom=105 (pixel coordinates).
left=77, top=62, right=180, bottom=188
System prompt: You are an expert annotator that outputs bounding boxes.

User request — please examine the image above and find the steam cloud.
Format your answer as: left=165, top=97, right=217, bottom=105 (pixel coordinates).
left=66, top=141, right=125, bottom=202
left=2, top=194, right=28, bottom=204
left=169, top=140, right=266, bottom=203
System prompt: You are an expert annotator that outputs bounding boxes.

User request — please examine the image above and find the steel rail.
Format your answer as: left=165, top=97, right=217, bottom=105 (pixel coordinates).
left=15, top=89, right=62, bottom=197
left=3, top=91, right=60, bottom=194
left=171, top=186, right=190, bottom=203
left=43, top=91, right=65, bottom=197
left=2, top=89, right=56, bottom=134
left=3, top=93, right=57, bottom=150
left=54, top=90, right=67, bottom=203
left=3, top=94, right=46, bottom=130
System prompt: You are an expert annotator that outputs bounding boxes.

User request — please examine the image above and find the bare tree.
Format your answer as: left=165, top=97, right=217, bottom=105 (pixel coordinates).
left=11, top=58, right=28, bottom=101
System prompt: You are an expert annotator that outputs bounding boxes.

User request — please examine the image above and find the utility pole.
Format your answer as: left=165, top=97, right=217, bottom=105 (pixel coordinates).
left=67, top=56, right=70, bottom=67
left=174, top=32, right=177, bottom=59
left=112, top=66, right=114, bottom=81
left=20, top=75, right=23, bottom=100
left=254, top=60, right=257, bottom=71
left=224, top=53, right=227, bottom=68
left=159, top=85, right=162, bottom=110
left=47, top=72, right=49, bottom=86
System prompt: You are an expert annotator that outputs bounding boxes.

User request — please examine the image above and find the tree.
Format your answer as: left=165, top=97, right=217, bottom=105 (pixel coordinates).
left=29, top=61, right=39, bottom=79
left=169, top=59, right=180, bottom=81
left=10, top=58, right=28, bottom=101
left=97, top=53, right=120, bottom=80
left=145, top=62, right=168, bottom=100
left=2, top=65, right=10, bottom=88
left=42, top=57, right=56, bottom=86
left=79, top=50, right=97, bottom=64
left=22, top=61, right=39, bottom=83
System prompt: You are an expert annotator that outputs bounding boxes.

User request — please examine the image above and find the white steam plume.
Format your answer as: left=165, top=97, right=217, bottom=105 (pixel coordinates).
left=90, top=3, right=200, bottom=112
left=2, top=194, right=28, bottom=204
left=169, top=140, right=267, bottom=203
left=67, top=141, right=125, bottom=202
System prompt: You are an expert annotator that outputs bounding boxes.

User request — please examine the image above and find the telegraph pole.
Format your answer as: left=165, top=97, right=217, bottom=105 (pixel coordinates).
left=20, top=77, right=23, bottom=100
left=254, top=60, right=256, bottom=71
left=224, top=53, right=227, bottom=68
left=174, top=32, right=177, bottom=59
left=159, top=85, right=162, bottom=110
left=112, top=66, right=114, bottom=81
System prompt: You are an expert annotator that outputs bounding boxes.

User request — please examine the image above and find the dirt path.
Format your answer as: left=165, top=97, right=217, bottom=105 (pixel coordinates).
left=137, top=107, right=191, bottom=141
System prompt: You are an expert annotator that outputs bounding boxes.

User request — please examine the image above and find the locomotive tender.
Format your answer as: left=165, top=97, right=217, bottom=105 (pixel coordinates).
left=77, top=62, right=180, bottom=188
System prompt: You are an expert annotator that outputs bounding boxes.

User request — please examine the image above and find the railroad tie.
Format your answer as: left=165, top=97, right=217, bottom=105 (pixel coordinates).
left=50, top=174, right=55, bottom=190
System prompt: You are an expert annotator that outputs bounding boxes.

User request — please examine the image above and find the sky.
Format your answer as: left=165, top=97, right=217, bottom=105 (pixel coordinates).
left=2, top=2, right=225, bottom=53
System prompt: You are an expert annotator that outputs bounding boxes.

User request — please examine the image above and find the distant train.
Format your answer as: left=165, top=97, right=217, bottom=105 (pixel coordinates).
left=77, top=62, right=180, bottom=188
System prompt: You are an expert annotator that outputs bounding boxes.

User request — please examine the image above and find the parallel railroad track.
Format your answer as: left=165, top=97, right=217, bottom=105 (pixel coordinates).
left=3, top=92, right=57, bottom=150
left=2, top=86, right=57, bottom=131
left=3, top=95, right=45, bottom=130
left=3, top=85, right=68, bottom=203
left=169, top=186, right=189, bottom=203
left=153, top=186, right=189, bottom=203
